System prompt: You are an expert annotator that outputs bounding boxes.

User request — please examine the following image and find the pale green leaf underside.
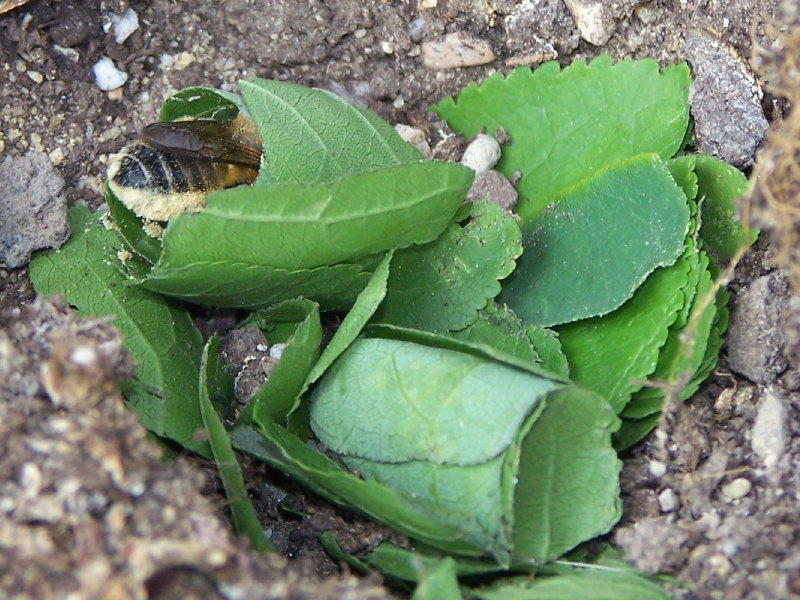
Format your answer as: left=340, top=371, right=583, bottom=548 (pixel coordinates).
left=499, top=154, right=690, bottom=327
left=434, top=57, right=690, bottom=220
left=472, top=570, right=671, bottom=600
left=310, top=337, right=556, bottom=465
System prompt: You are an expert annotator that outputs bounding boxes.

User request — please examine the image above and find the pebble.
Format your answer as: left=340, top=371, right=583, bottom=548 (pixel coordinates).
left=461, top=134, right=501, bottom=173
left=111, top=8, right=139, bottom=45
left=685, top=28, right=768, bottom=167
left=721, top=477, right=752, bottom=500
left=657, top=488, right=680, bottom=513
left=726, top=272, right=789, bottom=383
left=648, top=459, right=667, bottom=478
left=563, top=0, right=617, bottom=46
left=26, top=71, right=43, bottom=84
left=0, top=152, right=70, bottom=268
left=93, top=56, right=128, bottom=91
left=172, top=51, right=195, bottom=71
left=394, top=124, right=432, bottom=158
left=466, top=170, right=518, bottom=211
left=751, top=389, right=788, bottom=468
left=422, top=33, right=495, bottom=69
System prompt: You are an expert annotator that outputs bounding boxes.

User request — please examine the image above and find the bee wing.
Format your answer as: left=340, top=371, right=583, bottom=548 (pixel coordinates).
left=141, top=120, right=262, bottom=168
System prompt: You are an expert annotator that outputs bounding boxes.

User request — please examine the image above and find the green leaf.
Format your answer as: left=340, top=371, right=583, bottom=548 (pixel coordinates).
left=231, top=422, right=488, bottom=558
left=198, top=336, right=274, bottom=552
left=694, top=153, right=753, bottom=261
left=499, top=154, right=690, bottom=327
left=374, top=201, right=522, bottom=333
left=512, top=387, right=621, bottom=561
left=450, top=303, right=569, bottom=378
left=144, top=257, right=377, bottom=311
left=556, top=249, right=694, bottom=413
left=104, top=184, right=161, bottom=264
left=434, top=57, right=690, bottom=220
left=364, top=543, right=508, bottom=581
left=310, top=338, right=557, bottom=466
left=470, top=570, right=672, bottom=600
left=29, top=206, right=208, bottom=456
left=621, top=249, right=717, bottom=419
left=240, top=78, right=422, bottom=185
left=365, top=324, right=568, bottom=382
left=309, top=337, right=560, bottom=561
left=242, top=299, right=322, bottom=427
left=303, top=251, right=393, bottom=389
left=668, top=155, right=699, bottom=201
left=411, top=558, right=462, bottom=600
left=159, top=86, right=242, bottom=121
left=144, top=161, right=472, bottom=308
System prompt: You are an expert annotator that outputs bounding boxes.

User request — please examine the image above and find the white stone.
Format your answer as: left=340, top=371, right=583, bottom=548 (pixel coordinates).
left=751, top=389, right=788, bottom=468
left=422, top=33, right=495, bottom=69
left=648, top=459, right=667, bottom=478
left=657, top=489, right=680, bottom=513
left=111, top=8, right=139, bottom=45
left=563, top=0, right=617, bottom=46
left=394, top=124, right=432, bottom=157
left=269, top=343, right=287, bottom=360
left=93, top=57, right=128, bottom=91
left=721, top=477, right=752, bottom=500
left=461, top=134, right=502, bottom=173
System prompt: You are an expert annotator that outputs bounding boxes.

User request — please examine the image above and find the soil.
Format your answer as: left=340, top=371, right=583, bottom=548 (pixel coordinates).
left=1, top=1, right=798, bottom=599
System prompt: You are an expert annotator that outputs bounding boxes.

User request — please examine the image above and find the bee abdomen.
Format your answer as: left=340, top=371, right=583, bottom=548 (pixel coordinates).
left=112, top=142, right=200, bottom=194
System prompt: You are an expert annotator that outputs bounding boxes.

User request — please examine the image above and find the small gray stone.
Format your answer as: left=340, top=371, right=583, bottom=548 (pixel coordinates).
left=726, top=272, right=789, bottom=384
left=0, top=152, right=70, bottom=268
left=466, top=170, right=518, bottom=212
left=685, top=29, right=769, bottom=167
left=751, top=389, right=788, bottom=468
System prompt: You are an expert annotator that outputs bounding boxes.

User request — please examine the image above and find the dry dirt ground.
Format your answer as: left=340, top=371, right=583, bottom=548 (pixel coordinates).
left=1, top=1, right=799, bottom=599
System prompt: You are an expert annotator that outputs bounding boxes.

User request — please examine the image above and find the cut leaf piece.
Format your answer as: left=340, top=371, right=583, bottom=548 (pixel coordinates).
left=104, top=184, right=161, bottom=264
left=240, top=79, right=421, bottom=186
left=450, top=303, right=568, bottom=378
left=621, top=249, right=717, bottom=420
left=303, top=251, right=393, bottom=390
left=410, top=557, right=462, bottom=600
left=512, top=387, right=621, bottom=561
left=198, top=336, right=274, bottom=552
left=241, top=299, right=322, bottom=427
left=159, top=86, right=242, bottom=122
left=310, top=338, right=556, bottom=465
left=434, top=57, right=690, bottom=219
left=471, top=570, right=672, bottom=600
left=374, top=200, right=522, bottom=333
left=231, top=423, right=489, bottom=559
left=144, top=161, right=472, bottom=308
left=556, top=249, right=693, bottom=413
left=499, top=154, right=690, bottom=327
left=144, top=257, right=377, bottom=311
left=694, top=153, right=753, bottom=261
left=29, top=206, right=209, bottom=456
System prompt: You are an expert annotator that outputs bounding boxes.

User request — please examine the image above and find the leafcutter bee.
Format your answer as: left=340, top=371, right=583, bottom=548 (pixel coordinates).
left=107, top=115, right=262, bottom=221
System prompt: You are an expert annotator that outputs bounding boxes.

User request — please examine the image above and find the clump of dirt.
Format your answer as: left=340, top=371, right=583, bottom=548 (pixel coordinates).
left=0, top=298, right=393, bottom=599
